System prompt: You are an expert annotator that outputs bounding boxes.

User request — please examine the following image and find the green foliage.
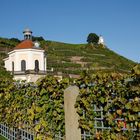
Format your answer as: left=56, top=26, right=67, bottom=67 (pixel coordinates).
left=0, top=76, right=70, bottom=139
left=32, top=36, right=45, bottom=42
left=0, top=36, right=136, bottom=76
left=87, top=33, right=99, bottom=44
left=132, top=64, right=140, bottom=75
left=10, top=38, right=20, bottom=43
left=98, top=43, right=105, bottom=48
left=0, top=37, right=19, bottom=48
left=46, top=40, right=135, bottom=75
left=0, top=135, right=7, bottom=140
left=0, top=67, right=12, bottom=79
left=75, top=71, right=140, bottom=139
left=0, top=70, right=140, bottom=139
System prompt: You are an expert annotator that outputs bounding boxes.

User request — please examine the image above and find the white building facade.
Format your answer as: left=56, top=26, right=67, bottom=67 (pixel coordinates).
left=4, top=29, right=47, bottom=82
left=98, top=35, right=104, bottom=45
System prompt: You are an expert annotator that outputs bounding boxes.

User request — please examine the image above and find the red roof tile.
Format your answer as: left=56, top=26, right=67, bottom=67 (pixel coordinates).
left=15, top=40, right=34, bottom=49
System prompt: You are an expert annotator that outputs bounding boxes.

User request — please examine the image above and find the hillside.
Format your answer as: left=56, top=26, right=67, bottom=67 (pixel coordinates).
left=0, top=37, right=136, bottom=78
left=46, top=41, right=135, bottom=76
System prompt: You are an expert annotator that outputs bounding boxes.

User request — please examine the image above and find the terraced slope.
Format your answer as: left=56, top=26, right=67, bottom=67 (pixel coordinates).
left=46, top=41, right=135, bottom=75
left=0, top=38, right=136, bottom=78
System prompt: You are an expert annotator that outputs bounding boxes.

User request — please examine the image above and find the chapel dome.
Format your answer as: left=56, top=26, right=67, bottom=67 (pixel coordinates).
left=23, top=28, right=32, bottom=33
left=14, top=40, right=34, bottom=49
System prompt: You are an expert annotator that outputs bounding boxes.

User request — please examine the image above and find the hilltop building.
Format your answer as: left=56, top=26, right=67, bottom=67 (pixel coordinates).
left=98, top=35, right=104, bottom=45
left=4, top=29, right=47, bottom=82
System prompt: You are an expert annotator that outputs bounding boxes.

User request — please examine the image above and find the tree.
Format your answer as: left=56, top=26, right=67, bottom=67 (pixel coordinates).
left=87, top=33, right=99, bottom=44
left=32, top=36, right=45, bottom=41
left=10, top=38, right=20, bottom=43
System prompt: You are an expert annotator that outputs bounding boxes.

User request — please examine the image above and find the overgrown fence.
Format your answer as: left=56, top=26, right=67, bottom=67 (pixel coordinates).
left=0, top=123, right=64, bottom=140
left=0, top=73, right=140, bottom=140
left=0, top=85, right=140, bottom=140
left=81, top=105, right=138, bottom=140
left=0, top=123, right=34, bottom=140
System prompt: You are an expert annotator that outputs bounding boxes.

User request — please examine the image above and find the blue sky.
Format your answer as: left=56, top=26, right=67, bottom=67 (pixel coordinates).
left=0, top=0, right=140, bottom=62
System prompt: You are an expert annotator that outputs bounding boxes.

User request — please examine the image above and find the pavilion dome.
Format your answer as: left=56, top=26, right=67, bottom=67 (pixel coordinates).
left=23, top=28, right=32, bottom=33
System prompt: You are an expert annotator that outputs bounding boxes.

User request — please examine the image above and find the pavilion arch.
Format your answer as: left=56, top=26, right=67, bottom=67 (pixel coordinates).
left=35, top=60, right=39, bottom=72
left=21, top=60, right=26, bottom=71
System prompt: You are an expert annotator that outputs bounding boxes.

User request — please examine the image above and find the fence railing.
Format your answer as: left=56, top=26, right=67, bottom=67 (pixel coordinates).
left=0, top=124, right=64, bottom=140
left=81, top=105, right=138, bottom=140
left=0, top=123, right=34, bottom=140
left=12, top=70, right=47, bottom=75
left=0, top=86, right=139, bottom=140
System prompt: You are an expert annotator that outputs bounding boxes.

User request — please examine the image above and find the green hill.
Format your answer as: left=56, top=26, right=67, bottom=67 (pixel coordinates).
left=0, top=37, right=136, bottom=78
left=46, top=41, right=135, bottom=75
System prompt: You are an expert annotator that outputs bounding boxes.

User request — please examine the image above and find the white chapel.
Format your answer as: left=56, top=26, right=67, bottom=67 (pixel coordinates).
left=4, top=29, right=47, bottom=82
left=98, top=35, right=104, bottom=45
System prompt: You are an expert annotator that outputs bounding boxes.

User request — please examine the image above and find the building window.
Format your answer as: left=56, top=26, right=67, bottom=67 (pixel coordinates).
left=35, top=60, right=39, bottom=72
left=21, top=60, right=26, bottom=71
left=12, top=61, right=14, bottom=74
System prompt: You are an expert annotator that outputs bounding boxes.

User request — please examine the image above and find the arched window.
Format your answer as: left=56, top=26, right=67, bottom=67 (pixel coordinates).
left=35, top=60, right=39, bottom=72
left=12, top=61, right=14, bottom=74
left=21, top=60, right=26, bottom=71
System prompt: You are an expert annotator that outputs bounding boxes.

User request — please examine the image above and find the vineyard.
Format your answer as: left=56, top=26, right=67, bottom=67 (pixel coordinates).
left=0, top=65, right=140, bottom=140
left=46, top=41, right=135, bottom=75
left=75, top=69, right=140, bottom=139
left=0, top=37, right=136, bottom=78
left=0, top=76, right=71, bottom=139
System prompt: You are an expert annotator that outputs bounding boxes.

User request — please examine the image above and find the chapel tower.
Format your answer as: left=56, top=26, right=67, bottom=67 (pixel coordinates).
left=23, top=28, right=32, bottom=40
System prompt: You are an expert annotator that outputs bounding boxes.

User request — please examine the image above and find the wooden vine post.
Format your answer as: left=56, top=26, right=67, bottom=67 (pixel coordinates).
left=64, top=86, right=81, bottom=140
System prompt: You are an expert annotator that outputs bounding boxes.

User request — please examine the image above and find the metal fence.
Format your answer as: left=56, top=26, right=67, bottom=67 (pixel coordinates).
left=81, top=105, right=138, bottom=140
left=81, top=105, right=106, bottom=140
left=55, top=132, right=64, bottom=140
left=0, top=124, right=64, bottom=140
left=0, top=123, right=34, bottom=140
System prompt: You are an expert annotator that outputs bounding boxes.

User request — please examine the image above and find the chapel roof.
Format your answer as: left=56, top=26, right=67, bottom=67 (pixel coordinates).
left=14, top=40, right=34, bottom=49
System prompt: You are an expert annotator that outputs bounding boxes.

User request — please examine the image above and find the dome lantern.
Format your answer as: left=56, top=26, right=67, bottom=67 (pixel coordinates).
left=23, top=28, right=32, bottom=40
